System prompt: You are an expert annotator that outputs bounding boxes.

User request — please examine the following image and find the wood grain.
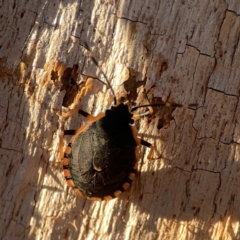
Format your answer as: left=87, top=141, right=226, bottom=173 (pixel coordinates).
left=0, top=0, right=239, bottom=239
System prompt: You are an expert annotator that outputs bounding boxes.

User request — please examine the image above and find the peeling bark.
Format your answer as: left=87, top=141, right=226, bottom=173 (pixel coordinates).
left=0, top=0, right=240, bottom=239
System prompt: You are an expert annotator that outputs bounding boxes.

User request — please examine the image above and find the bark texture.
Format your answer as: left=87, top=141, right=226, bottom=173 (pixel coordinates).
left=0, top=0, right=240, bottom=239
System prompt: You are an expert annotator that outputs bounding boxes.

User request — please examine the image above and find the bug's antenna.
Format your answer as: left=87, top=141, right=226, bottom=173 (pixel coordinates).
left=131, top=103, right=198, bottom=112
left=84, top=42, right=117, bottom=105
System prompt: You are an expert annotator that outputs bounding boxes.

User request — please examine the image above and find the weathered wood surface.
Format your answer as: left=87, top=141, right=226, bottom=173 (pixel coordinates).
left=0, top=0, right=240, bottom=239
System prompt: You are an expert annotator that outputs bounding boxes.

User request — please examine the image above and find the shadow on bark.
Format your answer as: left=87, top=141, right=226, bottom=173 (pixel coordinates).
left=1, top=0, right=239, bottom=240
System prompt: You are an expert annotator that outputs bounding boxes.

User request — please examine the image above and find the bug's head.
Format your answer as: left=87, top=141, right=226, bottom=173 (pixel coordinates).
left=105, top=103, right=134, bottom=125
left=84, top=41, right=198, bottom=120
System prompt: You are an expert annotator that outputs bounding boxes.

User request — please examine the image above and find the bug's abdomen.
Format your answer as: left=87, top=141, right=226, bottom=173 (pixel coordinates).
left=68, top=122, right=137, bottom=200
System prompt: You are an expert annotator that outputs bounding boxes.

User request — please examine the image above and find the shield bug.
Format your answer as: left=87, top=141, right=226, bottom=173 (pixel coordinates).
left=56, top=42, right=197, bottom=201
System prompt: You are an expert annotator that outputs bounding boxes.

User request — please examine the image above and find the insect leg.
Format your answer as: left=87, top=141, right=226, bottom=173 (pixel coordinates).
left=131, top=125, right=155, bottom=159
left=54, top=108, right=79, bottom=119
left=86, top=112, right=105, bottom=123
left=64, top=130, right=76, bottom=135
left=139, top=138, right=155, bottom=160
left=132, top=106, right=153, bottom=120
left=54, top=110, right=77, bottom=159
left=62, top=108, right=105, bottom=124
left=68, top=111, right=104, bottom=143
left=55, top=107, right=104, bottom=122
left=78, top=109, right=92, bottom=118
left=58, top=127, right=65, bottom=160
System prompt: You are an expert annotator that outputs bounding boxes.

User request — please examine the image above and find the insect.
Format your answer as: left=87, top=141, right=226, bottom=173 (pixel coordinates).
left=56, top=42, right=197, bottom=201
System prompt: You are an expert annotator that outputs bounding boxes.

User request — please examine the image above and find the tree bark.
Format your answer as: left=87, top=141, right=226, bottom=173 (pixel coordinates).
left=0, top=0, right=240, bottom=239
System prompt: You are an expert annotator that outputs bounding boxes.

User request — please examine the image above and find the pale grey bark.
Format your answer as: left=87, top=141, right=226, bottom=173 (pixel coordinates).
left=0, top=0, right=240, bottom=239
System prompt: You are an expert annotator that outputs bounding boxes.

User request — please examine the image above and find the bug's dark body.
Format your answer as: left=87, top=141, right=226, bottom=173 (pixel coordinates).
left=65, top=104, right=138, bottom=199
left=58, top=42, right=198, bottom=201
